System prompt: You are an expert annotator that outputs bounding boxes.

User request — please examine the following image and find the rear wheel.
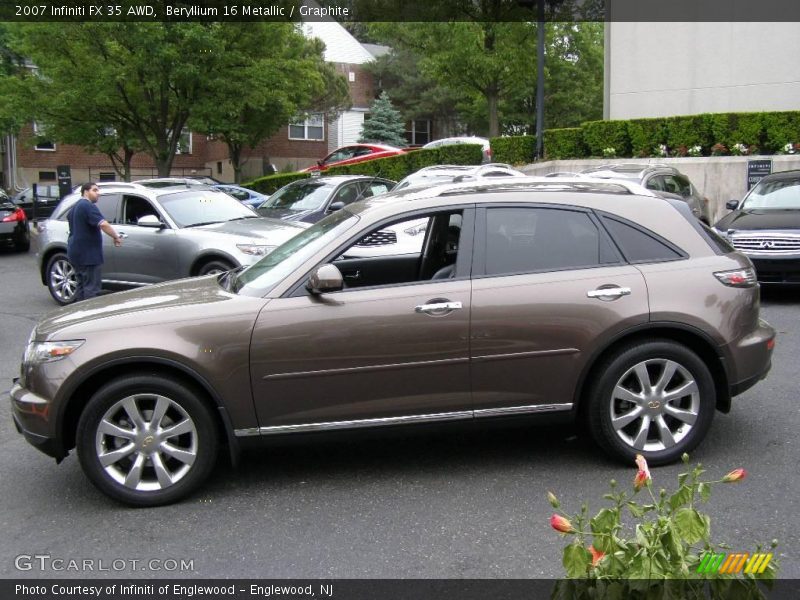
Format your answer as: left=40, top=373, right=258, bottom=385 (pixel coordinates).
left=77, top=375, right=219, bottom=506
left=586, top=340, right=715, bottom=466
left=46, top=253, right=77, bottom=305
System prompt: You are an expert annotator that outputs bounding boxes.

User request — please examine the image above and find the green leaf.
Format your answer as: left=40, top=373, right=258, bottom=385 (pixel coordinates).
left=674, top=508, right=706, bottom=544
left=669, top=484, right=694, bottom=510
left=591, top=508, right=617, bottom=534
left=698, top=482, right=712, bottom=503
left=678, top=472, right=689, bottom=486
left=627, top=501, right=645, bottom=518
left=562, top=542, right=591, bottom=578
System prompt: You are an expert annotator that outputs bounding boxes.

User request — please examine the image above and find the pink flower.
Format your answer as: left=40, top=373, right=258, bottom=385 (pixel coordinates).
left=722, top=468, right=747, bottom=483
left=634, top=454, right=651, bottom=490
left=550, top=514, right=574, bottom=534
left=589, top=545, right=606, bottom=567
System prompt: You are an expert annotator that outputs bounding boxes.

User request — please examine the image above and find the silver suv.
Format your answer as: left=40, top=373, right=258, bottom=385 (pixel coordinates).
left=34, top=183, right=307, bottom=304
left=393, top=163, right=525, bottom=191
left=581, top=163, right=712, bottom=224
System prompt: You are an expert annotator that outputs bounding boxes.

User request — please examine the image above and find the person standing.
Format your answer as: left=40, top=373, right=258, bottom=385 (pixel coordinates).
left=67, top=182, right=122, bottom=301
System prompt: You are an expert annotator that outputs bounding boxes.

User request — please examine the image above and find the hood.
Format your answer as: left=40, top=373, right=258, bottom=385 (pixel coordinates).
left=35, top=276, right=256, bottom=340
left=193, top=216, right=307, bottom=240
left=715, top=209, right=800, bottom=232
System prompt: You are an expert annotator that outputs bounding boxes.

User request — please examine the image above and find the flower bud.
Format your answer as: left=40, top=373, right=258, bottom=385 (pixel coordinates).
left=588, top=545, right=606, bottom=567
left=550, top=514, right=575, bottom=534
left=681, top=453, right=690, bottom=464
left=722, top=468, right=746, bottom=483
left=633, top=469, right=650, bottom=490
left=547, top=491, right=560, bottom=509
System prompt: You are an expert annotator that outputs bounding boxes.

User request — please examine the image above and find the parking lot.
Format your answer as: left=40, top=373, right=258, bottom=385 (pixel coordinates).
left=1, top=245, right=799, bottom=579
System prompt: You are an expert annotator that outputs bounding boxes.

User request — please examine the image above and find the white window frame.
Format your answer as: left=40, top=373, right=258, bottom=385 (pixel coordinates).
left=289, top=113, right=325, bottom=141
left=33, top=122, right=56, bottom=151
left=175, top=129, right=192, bottom=155
left=405, top=119, right=432, bottom=146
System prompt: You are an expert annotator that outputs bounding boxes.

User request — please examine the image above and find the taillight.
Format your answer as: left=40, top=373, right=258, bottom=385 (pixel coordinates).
left=714, top=267, right=757, bottom=287
left=2, top=208, right=26, bottom=223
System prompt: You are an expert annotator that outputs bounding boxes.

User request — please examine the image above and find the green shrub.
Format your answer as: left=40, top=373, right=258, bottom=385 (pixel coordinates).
left=581, top=120, right=630, bottom=157
left=326, top=152, right=411, bottom=182
left=246, top=172, right=310, bottom=195
left=709, top=112, right=764, bottom=152
left=544, top=128, right=586, bottom=160
left=627, top=118, right=668, bottom=157
left=762, top=111, right=800, bottom=153
left=491, top=135, right=536, bottom=164
left=666, top=114, right=714, bottom=154
left=436, top=143, right=484, bottom=165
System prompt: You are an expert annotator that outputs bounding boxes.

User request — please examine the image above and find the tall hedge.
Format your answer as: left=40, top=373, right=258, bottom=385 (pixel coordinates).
left=627, top=118, right=668, bottom=157
left=491, top=135, right=536, bottom=164
left=762, top=111, right=800, bottom=153
left=543, top=128, right=586, bottom=160
left=582, top=120, right=631, bottom=157
left=665, top=114, right=714, bottom=153
left=708, top=112, right=763, bottom=150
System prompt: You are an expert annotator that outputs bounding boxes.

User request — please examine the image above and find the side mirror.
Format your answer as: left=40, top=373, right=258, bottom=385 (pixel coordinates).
left=306, top=264, right=344, bottom=295
left=137, top=214, right=164, bottom=228
left=725, top=200, right=739, bottom=210
left=327, top=201, right=345, bottom=213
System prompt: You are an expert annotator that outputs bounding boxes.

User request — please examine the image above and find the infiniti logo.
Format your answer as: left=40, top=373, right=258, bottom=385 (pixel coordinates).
left=759, top=240, right=775, bottom=249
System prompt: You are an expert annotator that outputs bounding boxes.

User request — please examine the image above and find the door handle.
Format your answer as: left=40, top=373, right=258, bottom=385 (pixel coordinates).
left=343, top=270, right=360, bottom=280
left=414, top=301, right=463, bottom=315
left=587, top=286, right=631, bottom=299
left=117, top=232, right=128, bottom=239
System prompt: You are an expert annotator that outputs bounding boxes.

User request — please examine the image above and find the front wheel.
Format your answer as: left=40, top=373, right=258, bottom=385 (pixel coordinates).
left=197, top=259, right=235, bottom=276
left=77, top=375, right=219, bottom=506
left=586, top=340, right=716, bottom=466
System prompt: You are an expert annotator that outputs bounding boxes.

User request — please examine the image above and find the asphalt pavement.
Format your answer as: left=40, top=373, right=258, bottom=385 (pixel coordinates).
left=1, top=245, right=798, bottom=580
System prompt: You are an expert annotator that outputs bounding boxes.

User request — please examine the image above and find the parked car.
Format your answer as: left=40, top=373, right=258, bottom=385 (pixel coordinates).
left=34, top=183, right=307, bottom=305
left=423, top=136, right=492, bottom=163
left=393, top=163, right=525, bottom=192
left=256, top=175, right=395, bottom=224
left=11, top=176, right=775, bottom=506
left=713, top=170, right=800, bottom=284
left=214, top=184, right=269, bottom=209
left=580, top=163, right=712, bottom=224
left=135, top=177, right=210, bottom=189
left=1, top=190, right=30, bottom=252
left=302, top=143, right=406, bottom=173
left=352, top=164, right=526, bottom=258
left=11, top=185, right=62, bottom=221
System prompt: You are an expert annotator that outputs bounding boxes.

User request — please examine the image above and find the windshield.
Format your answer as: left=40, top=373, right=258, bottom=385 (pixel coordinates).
left=261, top=181, right=335, bottom=211
left=157, top=190, right=256, bottom=227
left=234, top=209, right=358, bottom=297
left=394, top=174, right=457, bottom=190
left=742, top=178, right=800, bottom=209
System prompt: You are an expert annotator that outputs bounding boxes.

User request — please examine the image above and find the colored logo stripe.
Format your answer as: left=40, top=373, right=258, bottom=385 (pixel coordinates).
left=697, top=552, right=773, bottom=574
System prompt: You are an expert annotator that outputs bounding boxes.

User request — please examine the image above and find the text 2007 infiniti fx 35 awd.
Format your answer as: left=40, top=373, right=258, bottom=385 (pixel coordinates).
left=10, top=178, right=775, bottom=506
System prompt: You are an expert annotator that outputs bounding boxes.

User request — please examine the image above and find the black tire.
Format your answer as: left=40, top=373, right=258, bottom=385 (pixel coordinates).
left=45, top=252, right=78, bottom=305
left=585, top=339, right=715, bottom=466
left=197, top=259, right=235, bottom=276
left=15, top=238, right=30, bottom=252
left=76, top=375, right=219, bottom=507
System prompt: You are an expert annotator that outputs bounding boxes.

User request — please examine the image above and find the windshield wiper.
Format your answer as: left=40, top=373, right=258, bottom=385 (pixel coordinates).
left=228, top=215, right=259, bottom=221
left=185, top=220, right=224, bottom=228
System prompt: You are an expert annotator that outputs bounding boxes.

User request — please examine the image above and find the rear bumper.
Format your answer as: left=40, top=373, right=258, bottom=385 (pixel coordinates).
left=727, top=318, right=776, bottom=398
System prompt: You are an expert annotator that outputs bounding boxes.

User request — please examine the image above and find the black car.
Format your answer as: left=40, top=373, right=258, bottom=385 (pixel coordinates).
left=256, top=175, right=395, bottom=224
left=714, top=170, right=800, bottom=284
left=12, top=185, right=62, bottom=221
left=0, top=190, right=30, bottom=251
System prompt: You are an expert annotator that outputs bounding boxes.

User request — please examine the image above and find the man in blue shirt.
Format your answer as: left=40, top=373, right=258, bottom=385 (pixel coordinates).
left=67, top=182, right=122, bottom=300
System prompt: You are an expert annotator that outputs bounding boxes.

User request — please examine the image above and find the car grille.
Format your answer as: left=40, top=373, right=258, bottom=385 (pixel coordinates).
left=730, top=233, right=800, bottom=254
left=356, top=230, right=397, bottom=247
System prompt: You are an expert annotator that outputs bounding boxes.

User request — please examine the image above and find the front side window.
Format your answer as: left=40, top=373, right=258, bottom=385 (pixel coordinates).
left=289, top=113, right=325, bottom=141
left=122, top=195, right=158, bottom=225
left=484, top=207, right=612, bottom=276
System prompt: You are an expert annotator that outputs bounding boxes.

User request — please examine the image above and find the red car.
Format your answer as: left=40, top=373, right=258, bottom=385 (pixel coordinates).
left=304, top=143, right=407, bottom=173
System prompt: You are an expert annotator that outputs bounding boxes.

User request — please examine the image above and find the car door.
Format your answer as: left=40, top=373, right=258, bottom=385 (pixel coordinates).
left=249, top=208, right=475, bottom=430
left=469, top=205, right=650, bottom=416
left=112, top=194, right=179, bottom=284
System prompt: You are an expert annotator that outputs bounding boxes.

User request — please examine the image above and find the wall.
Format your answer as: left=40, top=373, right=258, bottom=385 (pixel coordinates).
left=520, top=156, right=800, bottom=224
left=606, top=23, right=800, bottom=120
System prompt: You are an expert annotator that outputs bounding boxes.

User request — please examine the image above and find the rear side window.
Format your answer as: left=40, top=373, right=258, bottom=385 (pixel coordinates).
left=484, top=207, right=617, bottom=276
left=601, top=216, right=684, bottom=263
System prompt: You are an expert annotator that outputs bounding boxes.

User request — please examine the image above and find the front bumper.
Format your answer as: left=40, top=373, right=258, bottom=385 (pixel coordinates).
left=9, top=379, right=66, bottom=461
left=748, top=254, right=800, bottom=284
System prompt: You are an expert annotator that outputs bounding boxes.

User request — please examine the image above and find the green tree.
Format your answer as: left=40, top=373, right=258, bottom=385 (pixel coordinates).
left=358, top=91, right=407, bottom=147
left=6, top=22, right=349, bottom=180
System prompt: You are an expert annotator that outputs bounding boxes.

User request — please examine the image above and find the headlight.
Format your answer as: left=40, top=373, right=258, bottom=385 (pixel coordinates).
left=236, top=244, right=276, bottom=256
left=23, top=340, right=84, bottom=365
